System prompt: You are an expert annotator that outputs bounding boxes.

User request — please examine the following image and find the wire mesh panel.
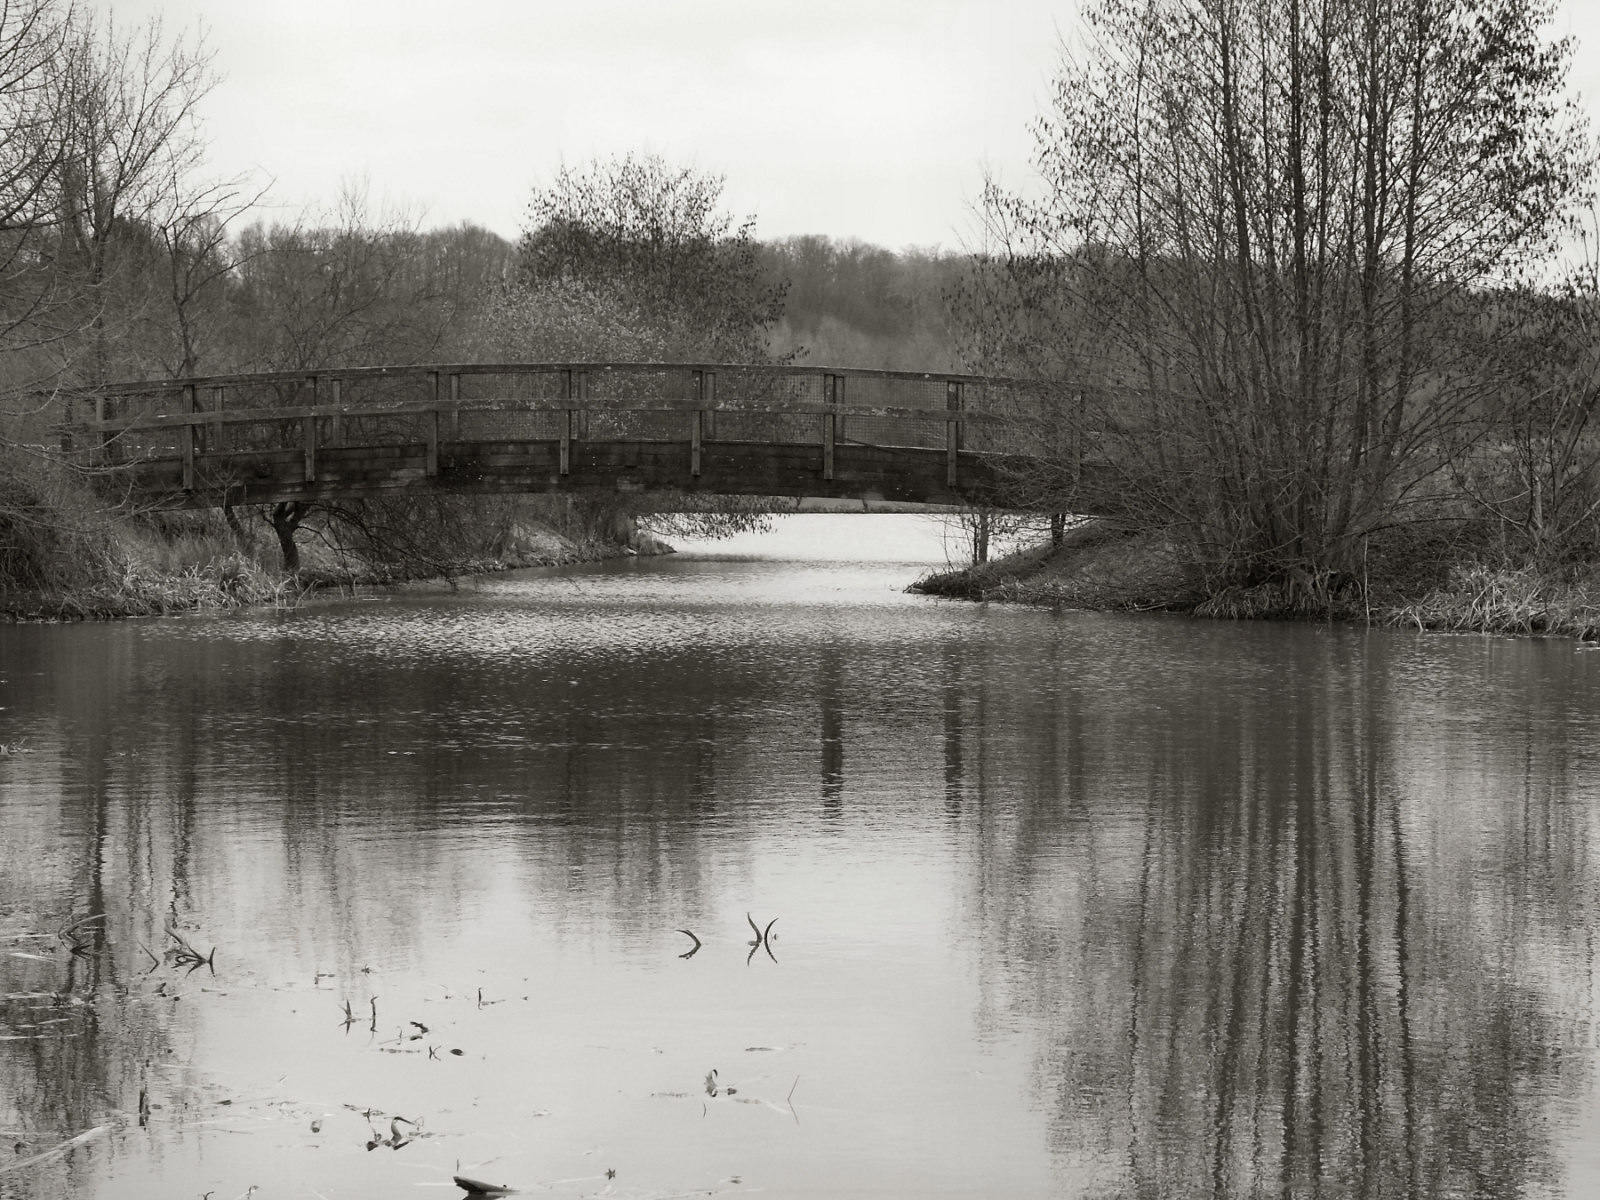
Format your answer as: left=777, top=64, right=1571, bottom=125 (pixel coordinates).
left=109, top=421, right=183, bottom=460
left=835, top=374, right=950, bottom=411
left=584, top=367, right=697, bottom=441
left=713, top=410, right=820, bottom=445
left=211, top=416, right=303, bottom=454
left=453, top=369, right=566, bottom=441
left=963, top=382, right=1038, bottom=455
left=841, top=411, right=949, bottom=450
left=458, top=407, right=565, bottom=441
left=339, top=411, right=431, bottom=447
left=712, top=370, right=823, bottom=445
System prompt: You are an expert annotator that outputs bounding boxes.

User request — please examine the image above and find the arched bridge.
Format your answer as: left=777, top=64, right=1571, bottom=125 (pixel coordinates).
left=67, top=362, right=1050, bottom=512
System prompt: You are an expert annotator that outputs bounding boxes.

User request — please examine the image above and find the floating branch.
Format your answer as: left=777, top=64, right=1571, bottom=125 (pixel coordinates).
left=453, top=1176, right=516, bottom=1197
left=675, top=929, right=702, bottom=959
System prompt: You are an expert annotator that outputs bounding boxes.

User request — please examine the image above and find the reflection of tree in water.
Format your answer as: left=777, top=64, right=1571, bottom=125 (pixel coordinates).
left=954, top=626, right=1595, bottom=1198
left=0, top=634, right=197, bottom=1196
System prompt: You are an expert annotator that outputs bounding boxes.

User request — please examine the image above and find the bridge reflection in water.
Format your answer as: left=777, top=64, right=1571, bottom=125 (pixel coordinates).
left=66, top=362, right=1054, bottom=511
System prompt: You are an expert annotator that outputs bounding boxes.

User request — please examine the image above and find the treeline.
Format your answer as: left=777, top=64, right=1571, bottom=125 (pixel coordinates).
left=758, top=236, right=967, bottom=372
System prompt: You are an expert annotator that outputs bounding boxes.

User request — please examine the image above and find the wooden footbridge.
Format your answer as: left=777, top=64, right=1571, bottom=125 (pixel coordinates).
left=66, top=362, right=1051, bottom=512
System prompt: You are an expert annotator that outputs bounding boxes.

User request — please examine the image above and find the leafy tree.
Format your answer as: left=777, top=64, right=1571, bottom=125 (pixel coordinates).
left=960, top=0, right=1593, bottom=604
left=507, top=152, right=786, bottom=363
left=488, top=154, right=784, bottom=543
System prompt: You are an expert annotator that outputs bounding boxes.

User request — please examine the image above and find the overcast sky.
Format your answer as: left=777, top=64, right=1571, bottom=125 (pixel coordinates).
left=100, top=0, right=1600, bottom=251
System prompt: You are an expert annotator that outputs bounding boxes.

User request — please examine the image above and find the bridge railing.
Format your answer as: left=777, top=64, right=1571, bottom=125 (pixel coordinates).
left=64, top=362, right=1046, bottom=494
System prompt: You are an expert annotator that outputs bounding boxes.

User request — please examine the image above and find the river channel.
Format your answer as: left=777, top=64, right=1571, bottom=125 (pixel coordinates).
left=3, top=526, right=1600, bottom=1199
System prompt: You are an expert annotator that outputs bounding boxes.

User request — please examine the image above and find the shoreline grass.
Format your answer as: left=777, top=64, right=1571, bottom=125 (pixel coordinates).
left=912, top=522, right=1600, bottom=641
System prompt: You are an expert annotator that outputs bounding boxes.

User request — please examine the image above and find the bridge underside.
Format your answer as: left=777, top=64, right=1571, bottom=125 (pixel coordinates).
left=119, top=438, right=1013, bottom=511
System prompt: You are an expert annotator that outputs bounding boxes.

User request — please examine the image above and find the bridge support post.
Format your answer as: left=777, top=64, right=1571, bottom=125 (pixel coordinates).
left=448, top=372, right=461, bottom=442
left=328, top=379, right=342, bottom=446
left=822, top=373, right=838, bottom=481
left=946, top=381, right=963, bottom=488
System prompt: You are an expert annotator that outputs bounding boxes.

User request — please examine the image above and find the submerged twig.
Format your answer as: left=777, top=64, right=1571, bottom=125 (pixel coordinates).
left=675, top=928, right=702, bottom=959
left=165, top=928, right=215, bottom=975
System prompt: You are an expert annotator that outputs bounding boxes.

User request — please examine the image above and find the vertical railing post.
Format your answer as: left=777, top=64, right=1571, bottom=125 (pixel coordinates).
left=822, top=372, right=838, bottom=481
left=690, top=369, right=704, bottom=477
left=702, top=369, right=716, bottom=441
left=946, top=380, right=963, bottom=488
left=559, top=369, right=573, bottom=475
left=576, top=369, right=589, bottom=441
left=181, top=383, right=197, bottom=491
left=303, top=376, right=317, bottom=483
left=186, top=382, right=203, bottom=454
left=449, top=372, right=461, bottom=442
left=328, top=378, right=342, bottom=447
left=94, top=393, right=109, bottom=464
left=212, top=386, right=226, bottom=453
left=426, top=371, right=440, bottom=476
left=1073, top=387, right=1084, bottom=490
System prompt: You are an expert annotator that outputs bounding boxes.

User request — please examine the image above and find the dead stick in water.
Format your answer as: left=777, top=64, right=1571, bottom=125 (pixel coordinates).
left=0, top=1125, right=112, bottom=1175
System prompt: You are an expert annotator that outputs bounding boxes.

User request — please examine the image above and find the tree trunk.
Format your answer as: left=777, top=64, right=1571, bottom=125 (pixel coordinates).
left=223, top=503, right=247, bottom=548
left=271, top=501, right=309, bottom=572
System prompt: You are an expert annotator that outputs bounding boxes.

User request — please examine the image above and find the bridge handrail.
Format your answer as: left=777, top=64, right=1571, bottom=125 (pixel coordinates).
left=68, top=360, right=1034, bottom=400
left=83, top=398, right=1020, bottom=434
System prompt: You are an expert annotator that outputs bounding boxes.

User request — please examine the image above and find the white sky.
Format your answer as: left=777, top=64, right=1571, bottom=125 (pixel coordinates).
left=98, top=0, right=1600, bottom=251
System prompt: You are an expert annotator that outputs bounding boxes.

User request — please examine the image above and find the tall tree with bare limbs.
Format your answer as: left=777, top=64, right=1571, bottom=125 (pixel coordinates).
left=47, top=10, right=216, bottom=383
left=958, top=0, right=1592, bottom=603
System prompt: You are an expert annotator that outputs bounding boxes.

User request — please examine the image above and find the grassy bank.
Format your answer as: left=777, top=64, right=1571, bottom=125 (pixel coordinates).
left=0, top=506, right=658, bottom=623
left=911, top=519, right=1600, bottom=639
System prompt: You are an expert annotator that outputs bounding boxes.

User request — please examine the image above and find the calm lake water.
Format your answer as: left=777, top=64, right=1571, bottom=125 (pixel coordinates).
left=3, top=539, right=1600, bottom=1199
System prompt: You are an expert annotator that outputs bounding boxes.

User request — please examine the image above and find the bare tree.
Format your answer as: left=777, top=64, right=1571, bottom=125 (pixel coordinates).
left=1452, top=245, right=1600, bottom=567
left=47, top=10, right=217, bottom=383
left=959, top=0, right=1593, bottom=605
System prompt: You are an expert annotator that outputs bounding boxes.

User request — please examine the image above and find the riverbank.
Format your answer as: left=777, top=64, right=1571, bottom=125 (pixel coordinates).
left=0, top=516, right=669, bottom=622
left=910, top=518, right=1600, bottom=639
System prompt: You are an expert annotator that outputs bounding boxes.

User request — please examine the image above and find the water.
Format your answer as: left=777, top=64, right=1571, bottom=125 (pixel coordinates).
left=2, top=550, right=1600, bottom=1199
